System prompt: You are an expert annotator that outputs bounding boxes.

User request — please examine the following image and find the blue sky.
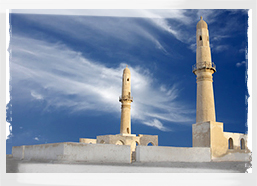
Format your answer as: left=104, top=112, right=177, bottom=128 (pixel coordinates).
left=6, top=9, right=248, bottom=154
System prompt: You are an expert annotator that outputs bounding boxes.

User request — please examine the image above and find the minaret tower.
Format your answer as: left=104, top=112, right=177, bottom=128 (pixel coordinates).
left=193, top=16, right=216, bottom=123
left=119, top=65, right=133, bottom=135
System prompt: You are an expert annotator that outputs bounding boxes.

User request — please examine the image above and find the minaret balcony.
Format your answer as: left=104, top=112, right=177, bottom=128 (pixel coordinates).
left=192, top=62, right=216, bottom=74
left=119, top=95, right=133, bottom=102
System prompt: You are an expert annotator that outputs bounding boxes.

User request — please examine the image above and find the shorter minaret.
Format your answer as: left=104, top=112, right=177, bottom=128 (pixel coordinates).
left=119, top=65, right=133, bottom=135
left=193, top=16, right=216, bottom=123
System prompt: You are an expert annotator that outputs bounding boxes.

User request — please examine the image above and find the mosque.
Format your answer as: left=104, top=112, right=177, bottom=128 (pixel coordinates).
left=79, top=65, right=158, bottom=161
left=11, top=17, right=251, bottom=163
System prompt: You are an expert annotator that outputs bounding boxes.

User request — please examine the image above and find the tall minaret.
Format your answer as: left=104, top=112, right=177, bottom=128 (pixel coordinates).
left=193, top=16, right=216, bottom=123
left=119, top=65, right=133, bottom=135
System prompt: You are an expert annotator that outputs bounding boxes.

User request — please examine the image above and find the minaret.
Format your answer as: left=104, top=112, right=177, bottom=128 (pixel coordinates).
left=193, top=16, right=216, bottom=123
left=119, top=65, right=133, bottom=135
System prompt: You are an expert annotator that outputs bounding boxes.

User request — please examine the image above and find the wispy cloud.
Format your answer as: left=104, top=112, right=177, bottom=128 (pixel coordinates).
left=10, top=9, right=188, bottom=19
left=212, top=35, right=231, bottom=41
left=12, top=9, right=193, bottom=54
left=31, top=91, right=43, bottom=100
left=143, top=119, right=170, bottom=131
left=212, top=45, right=230, bottom=53
left=195, top=9, right=221, bottom=24
left=34, top=137, right=39, bottom=141
left=189, top=43, right=196, bottom=53
left=236, top=61, right=246, bottom=67
left=16, top=13, right=173, bottom=56
left=10, top=35, right=194, bottom=131
left=239, top=48, right=246, bottom=53
left=11, top=9, right=248, bottom=54
left=138, top=10, right=185, bottom=38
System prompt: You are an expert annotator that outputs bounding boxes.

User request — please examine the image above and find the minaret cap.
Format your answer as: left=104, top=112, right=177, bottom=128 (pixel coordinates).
left=123, top=65, right=131, bottom=73
left=197, top=16, right=208, bottom=29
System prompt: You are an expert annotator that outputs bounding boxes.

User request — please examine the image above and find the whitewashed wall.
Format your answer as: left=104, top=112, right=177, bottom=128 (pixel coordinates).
left=136, top=146, right=211, bottom=162
left=63, top=143, right=131, bottom=163
left=12, top=142, right=131, bottom=163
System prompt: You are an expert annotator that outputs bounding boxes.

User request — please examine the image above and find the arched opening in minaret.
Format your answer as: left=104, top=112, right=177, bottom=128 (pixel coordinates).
left=228, top=138, right=233, bottom=149
left=127, top=78, right=129, bottom=81
left=240, top=138, right=245, bottom=150
left=199, top=36, right=202, bottom=40
left=127, top=128, right=130, bottom=133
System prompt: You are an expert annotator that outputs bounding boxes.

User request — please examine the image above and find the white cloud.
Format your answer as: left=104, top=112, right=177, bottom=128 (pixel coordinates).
left=160, top=85, right=167, bottom=92
left=10, top=9, right=247, bottom=55
left=16, top=13, right=171, bottom=55
left=34, top=137, right=39, bottom=141
left=154, top=40, right=168, bottom=54
left=12, top=9, right=192, bottom=53
left=195, top=9, right=220, bottom=24
left=212, top=45, right=229, bottom=53
left=10, top=9, right=188, bottom=19
left=212, top=35, right=230, bottom=41
left=189, top=43, right=196, bottom=53
left=10, top=35, right=194, bottom=131
left=139, top=10, right=179, bottom=35
left=6, top=122, right=12, bottom=140
left=137, top=10, right=193, bottom=43
left=31, top=91, right=44, bottom=100
left=236, top=61, right=246, bottom=67
left=143, top=119, right=171, bottom=131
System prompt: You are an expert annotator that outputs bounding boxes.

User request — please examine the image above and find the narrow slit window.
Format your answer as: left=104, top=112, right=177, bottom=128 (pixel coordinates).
left=127, top=78, right=129, bottom=81
left=199, top=36, right=202, bottom=40
left=228, top=138, right=233, bottom=149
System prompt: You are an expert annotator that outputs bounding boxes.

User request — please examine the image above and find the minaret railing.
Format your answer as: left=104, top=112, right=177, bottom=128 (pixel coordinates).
left=192, top=61, right=216, bottom=74
left=119, top=95, right=133, bottom=102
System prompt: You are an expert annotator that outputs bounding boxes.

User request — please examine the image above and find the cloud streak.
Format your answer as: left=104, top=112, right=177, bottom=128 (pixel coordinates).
left=10, top=9, right=189, bottom=19
left=31, top=91, right=44, bottom=100
left=11, top=9, right=194, bottom=55
left=10, top=35, right=194, bottom=131
left=236, top=61, right=246, bottom=67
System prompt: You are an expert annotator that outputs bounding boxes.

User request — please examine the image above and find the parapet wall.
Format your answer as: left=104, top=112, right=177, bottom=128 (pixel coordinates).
left=13, top=143, right=64, bottom=160
left=79, top=138, right=97, bottom=144
left=12, top=142, right=131, bottom=163
left=12, top=142, right=249, bottom=163
left=136, top=146, right=211, bottom=162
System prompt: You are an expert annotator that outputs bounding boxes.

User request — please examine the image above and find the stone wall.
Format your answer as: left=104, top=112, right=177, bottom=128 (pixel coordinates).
left=136, top=146, right=211, bottom=162
left=12, top=142, right=131, bottom=163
